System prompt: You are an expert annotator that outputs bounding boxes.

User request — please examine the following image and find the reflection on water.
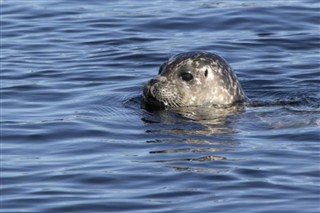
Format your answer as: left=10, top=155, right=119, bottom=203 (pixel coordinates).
left=142, top=104, right=245, bottom=133
left=150, top=147, right=232, bottom=154
left=147, top=138, right=239, bottom=146
left=165, top=166, right=228, bottom=173
left=142, top=105, right=244, bottom=173
left=152, top=155, right=227, bottom=163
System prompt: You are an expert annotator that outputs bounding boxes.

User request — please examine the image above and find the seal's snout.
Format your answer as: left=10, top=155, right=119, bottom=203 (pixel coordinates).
left=143, top=77, right=166, bottom=109
left=143, top=76, right=167, bottom=97
left=143, top=78, right=157, bottom=98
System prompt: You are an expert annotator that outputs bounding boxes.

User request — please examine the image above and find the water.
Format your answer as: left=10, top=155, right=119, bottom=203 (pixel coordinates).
left=1, top=0, right=320, bottom=212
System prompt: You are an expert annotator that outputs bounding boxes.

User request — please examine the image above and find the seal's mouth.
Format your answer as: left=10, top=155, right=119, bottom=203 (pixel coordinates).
left=144, top=96, right=165, bottom=110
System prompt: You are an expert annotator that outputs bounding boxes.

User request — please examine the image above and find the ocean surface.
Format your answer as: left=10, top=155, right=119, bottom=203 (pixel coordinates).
left=1, top=0, right=320, bottom=212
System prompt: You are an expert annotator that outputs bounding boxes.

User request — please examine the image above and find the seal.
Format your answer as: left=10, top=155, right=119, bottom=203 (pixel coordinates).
left=143, top=51, right=247, bottom=109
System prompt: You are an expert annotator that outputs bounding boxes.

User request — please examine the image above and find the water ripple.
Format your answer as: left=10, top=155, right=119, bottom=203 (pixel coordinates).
left=2, top=0, right=320, bottom=213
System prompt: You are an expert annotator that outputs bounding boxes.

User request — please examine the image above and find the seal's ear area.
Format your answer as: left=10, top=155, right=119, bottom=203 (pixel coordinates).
left=158, top=62, right=167, bottom=75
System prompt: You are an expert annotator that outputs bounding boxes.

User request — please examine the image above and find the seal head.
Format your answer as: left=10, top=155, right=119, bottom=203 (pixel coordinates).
left=143, top=51, right=247, bottom=110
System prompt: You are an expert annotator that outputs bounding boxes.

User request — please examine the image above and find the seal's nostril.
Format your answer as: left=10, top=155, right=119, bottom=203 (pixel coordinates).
left=149, top=79, right=158, bottom=85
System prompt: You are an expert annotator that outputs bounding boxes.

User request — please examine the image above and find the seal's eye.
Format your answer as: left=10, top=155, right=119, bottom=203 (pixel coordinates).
left=204, top=69, right=208, bottom=78
left=180, top=72, right=193, bottom=81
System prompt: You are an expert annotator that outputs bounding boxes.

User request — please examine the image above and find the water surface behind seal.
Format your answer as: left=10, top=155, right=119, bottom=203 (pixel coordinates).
left=1, top=0, right=320, bottom=212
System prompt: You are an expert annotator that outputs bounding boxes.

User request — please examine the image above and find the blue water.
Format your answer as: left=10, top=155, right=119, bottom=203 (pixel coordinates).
left=1, top=0, right=320, bottom=212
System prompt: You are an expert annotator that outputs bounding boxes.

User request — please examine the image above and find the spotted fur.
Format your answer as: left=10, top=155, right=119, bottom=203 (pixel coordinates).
left=143, top=51, right=247, bottom=109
